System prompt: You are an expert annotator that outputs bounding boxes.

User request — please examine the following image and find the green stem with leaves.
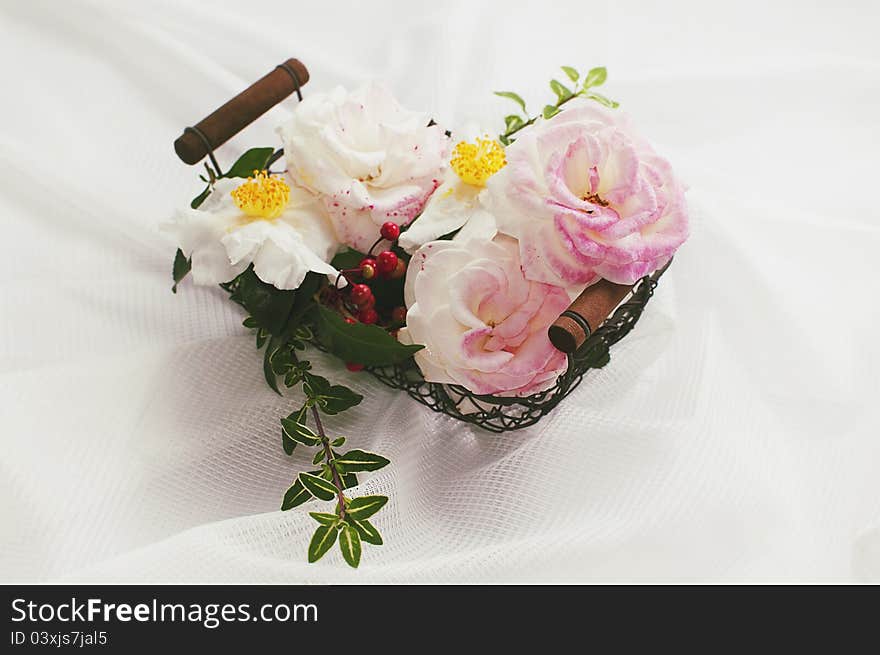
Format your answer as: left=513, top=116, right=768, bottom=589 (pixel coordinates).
left=310, top=405, right=347, bottom=518
left=495, top=65, right=618, bottom=145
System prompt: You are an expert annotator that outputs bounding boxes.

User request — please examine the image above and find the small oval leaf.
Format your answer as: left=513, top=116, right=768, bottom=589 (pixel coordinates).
left=281, top=479, right=312, bottom=510
left=281, top=417, right=320, bottom=446
left=493, top=90, right=527, bottom=112
left=345, top=495, right=388, bottom=520
left=308, top=524, right=337, bottom=563
left=583, top=66, right=607, bottom=89
left=561, top=65, right=580, bottom=83
left=349, top=518, right=383, bottom=546
left=299, top=472, right=338, bottom=501
left=309, top=512, right=338, bottom=526
left=333, top=449, right=390, bottom=473
left=339, top=524, right=362, bottom=568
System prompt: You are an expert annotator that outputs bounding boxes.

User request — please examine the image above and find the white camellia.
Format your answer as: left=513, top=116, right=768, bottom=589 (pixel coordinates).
left=278, top=83, right=448, bottom=252
left=162, top=174, right=340, bottom=289
left=398, top=129, right=506, bottom=254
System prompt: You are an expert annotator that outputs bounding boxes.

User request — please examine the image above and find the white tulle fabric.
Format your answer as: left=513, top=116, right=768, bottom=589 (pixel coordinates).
left=1, top=0, right=879, bottom=583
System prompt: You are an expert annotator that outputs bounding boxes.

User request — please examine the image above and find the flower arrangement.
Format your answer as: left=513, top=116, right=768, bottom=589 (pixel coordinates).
left=165, top=60, right=689, bottom=567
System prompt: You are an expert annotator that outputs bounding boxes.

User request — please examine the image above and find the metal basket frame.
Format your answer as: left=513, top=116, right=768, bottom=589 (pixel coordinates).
left=363, top=265, right=667, bottom=432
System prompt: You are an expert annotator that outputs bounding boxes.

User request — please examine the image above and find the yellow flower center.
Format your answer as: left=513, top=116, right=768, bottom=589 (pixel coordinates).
left=449, top=137, right=506, bottom=186
left=230, top=170, right=290, bottom=219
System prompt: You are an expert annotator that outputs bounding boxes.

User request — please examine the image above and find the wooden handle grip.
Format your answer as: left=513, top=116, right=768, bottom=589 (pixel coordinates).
left=174, top=58, right=309, bottom=165
left=548, top=279, right=634, bottom=353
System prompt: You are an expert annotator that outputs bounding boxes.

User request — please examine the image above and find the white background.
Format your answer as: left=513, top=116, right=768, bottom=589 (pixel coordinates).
left=1, top=0, right=878, bottom=582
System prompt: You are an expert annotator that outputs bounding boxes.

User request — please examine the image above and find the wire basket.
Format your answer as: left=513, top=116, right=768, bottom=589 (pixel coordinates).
left=173, top=58, right=672, bottom=434
left=364, top=265, right=667, bottom=432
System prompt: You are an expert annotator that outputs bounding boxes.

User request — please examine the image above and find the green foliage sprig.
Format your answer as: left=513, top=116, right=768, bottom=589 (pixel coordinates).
left=495, top=65, right=618, bottom=145
left=171, top=149, right=410, bottom=566
left=220, top=265, right=395, bottom=567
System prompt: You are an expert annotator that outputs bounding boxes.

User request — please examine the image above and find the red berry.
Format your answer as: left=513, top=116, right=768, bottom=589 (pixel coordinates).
left=346, top=362, right=365, bottom=372
left=391, top=306, right=407, bottom=324
left=376, top=251, right=399, bottom=276
left=358, top=307, right=379, bottom=324
left=390, top=258, right=407, bottom=280
left=380, top=221, right=401, bottom=241
left=359, top=257, right=377, bottom=280
left=344, top=317, right=357, bottom=325
left=349, top=283, right=373, bottom=306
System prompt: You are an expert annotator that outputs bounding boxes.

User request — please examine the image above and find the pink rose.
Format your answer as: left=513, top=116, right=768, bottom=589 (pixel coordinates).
left=278, top=83, right=447, bottom=251
left=487, top=103, right=688, bottom=287
left=399, top=230, right=570, bottom=396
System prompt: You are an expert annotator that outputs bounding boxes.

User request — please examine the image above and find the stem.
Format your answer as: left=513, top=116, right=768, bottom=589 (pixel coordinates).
left=311, top=405, right=347, bottom=518
left=501, top=91, right=582, bottom=142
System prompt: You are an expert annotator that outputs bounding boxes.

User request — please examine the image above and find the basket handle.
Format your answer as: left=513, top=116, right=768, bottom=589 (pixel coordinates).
left=548, top=280, right=634, bottom=353
left=548, top=259, right=673, bottom=353
left=173, top=58, right=309, bottom=165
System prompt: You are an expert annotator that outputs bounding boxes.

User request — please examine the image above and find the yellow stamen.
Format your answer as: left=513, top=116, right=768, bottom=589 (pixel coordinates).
left=449, top=137, right=506, bottom=186
left=230, top=170, right=290, bottom=219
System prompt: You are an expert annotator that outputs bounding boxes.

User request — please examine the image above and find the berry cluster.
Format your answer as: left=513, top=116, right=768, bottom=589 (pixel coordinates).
left=337, top=222, right=409, bottom=372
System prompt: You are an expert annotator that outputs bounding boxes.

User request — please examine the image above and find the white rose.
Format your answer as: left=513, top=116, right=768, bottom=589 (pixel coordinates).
left=278, top=83, right=447, bottom=252
left=399, top=224, right=571, bottom=396
left=162, top=174, right=339, bottom=289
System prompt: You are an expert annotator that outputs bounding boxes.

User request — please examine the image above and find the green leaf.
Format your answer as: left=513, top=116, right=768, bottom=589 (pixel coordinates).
left=330, top=248, right=368, bottom=271
left=345, top=495, right=388, bottom=520
left=308, top=524, right=338, bottom=563
left=299, top=472, right=338, bottom=501
left=284, top=367, right=303, bottom=388
left=340, top=472, right=359, bottom=490
left=312, top=449, right=326, bottom=465
left=190, top=185, right=211, bottom=209
left=333, top=449, right=390, bottom=473
left=504, top=114, right=524, bottom=132
left=223, top=147, right=275, bottom=179
left=493, top=91, right=527, bottom=113
left=281, top=479, right=312, bottom=510
left=262, top=338, right=282, bottom=395
left=255, top=328, right=268, bottom=349
left=302, top=372, right=330, bottom=398
left=281, top=417, right=320, bottom=447
left=331, top=437, right=346, bottom=447
left=315, top=305, right=423, bottom=366
left=222, top=267, right=301, bottom=338
left=339, top=524, right=362, bottom=568
left=561, top=65, right=580, bottom=83
left=549, top=79, right=573, bottom=103
left=302, top=372, right=362, bottom=414
left=309, top=512, right=338, bottom=526
left=543, top=104, right=561, bottom=120
left=348, top=518, right=383, bottom=545
left=583, top=66, right=607, bottom=89
left=171, top=248, right=192, bottom=293
left=270, top=344, right=295, bottom=376
left=318, top=385, right=363, bottom=415
left=582, top=91, right=619, bottom=108
left=281, top=404, right=309, bottom=455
